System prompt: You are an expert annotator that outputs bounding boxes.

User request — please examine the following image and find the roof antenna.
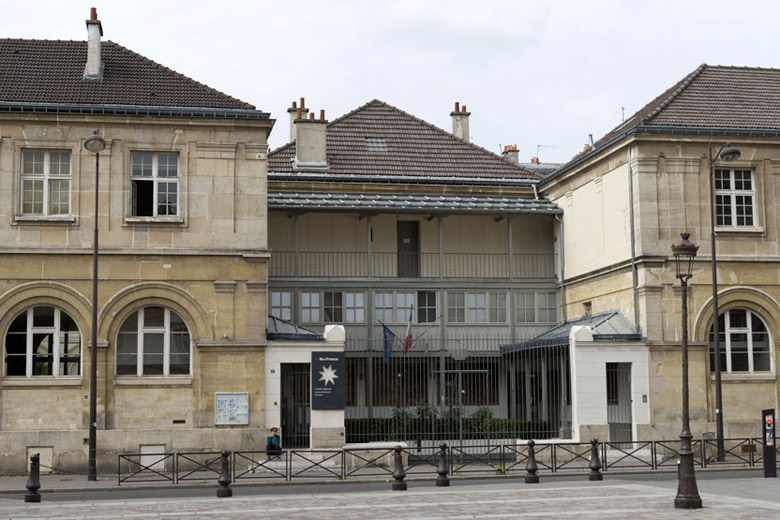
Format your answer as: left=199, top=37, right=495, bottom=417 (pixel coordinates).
left=535, top=144, right=555, bottom=161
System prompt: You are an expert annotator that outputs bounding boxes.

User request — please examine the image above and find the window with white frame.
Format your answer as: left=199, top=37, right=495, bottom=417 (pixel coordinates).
left=448, top=291, right=507, bottom=323
left=714, top=168, right=756, bottom=228
left=374, top=291, right=436, bottom=323
left=396, top=292, right=415, bottom=323
left=270, top=291, right=292, bottom=321
left=20, top=150, right=71, bottom=216
left=417, top=291, right=437, bottom=323
left=130, top=152, right=179, bottom=217
left=515, top=292, right=558, bottom=323
left=302, top=291, right=365, bottom=324
left=709, top=308, right=771, bottom=373
left=4, top=306, right=81, bottom=377
left=375, top=292, right=393, bottom=323
left=116, top=307, right=190, bottom=376
left=300, top=292, right=320, bottom=323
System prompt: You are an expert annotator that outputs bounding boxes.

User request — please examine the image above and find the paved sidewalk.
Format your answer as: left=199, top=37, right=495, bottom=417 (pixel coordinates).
left=0, top=472, right=779, bottom=518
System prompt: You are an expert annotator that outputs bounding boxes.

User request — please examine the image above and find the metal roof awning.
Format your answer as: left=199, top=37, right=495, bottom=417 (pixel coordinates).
left=266, top=315, right=325, bottom=342
left=268, top=191, right=562, bottom=215
left=500, top=311, right=641, bottom=355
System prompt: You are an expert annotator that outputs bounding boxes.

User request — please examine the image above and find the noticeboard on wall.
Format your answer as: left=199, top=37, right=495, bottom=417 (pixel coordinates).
left=214, top=392, right=249, bottom=425
left=311, top=351, right=345, bottom=410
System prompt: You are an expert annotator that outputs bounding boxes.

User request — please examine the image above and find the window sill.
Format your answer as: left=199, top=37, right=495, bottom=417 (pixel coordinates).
left=710, top=373, right=776, bottom=383
left=14, top=215, right=76, bottom=225
left=125, top=216, right=184, bottom=225
left=715, top=226, right=764, bottom=237
left=114, top=377, right=192, bottom=387
left=1, top=377, right=82, bottom=388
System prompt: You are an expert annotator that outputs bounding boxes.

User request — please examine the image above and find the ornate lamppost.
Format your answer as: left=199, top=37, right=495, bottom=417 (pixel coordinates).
left=84, top=130, right=106, bottom=481
left=672, top=233, right=701, bottom=509
left=707, top=142, right=740, bottom=461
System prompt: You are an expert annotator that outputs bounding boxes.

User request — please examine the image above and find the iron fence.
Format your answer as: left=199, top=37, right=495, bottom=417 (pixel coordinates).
left=116, top=437, right=775, bottom=484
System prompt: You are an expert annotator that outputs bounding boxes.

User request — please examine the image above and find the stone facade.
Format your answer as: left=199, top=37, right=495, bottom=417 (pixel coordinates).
left=542, top=135, right=780, bottom=440
left=0, top=113, right=273, bottom=473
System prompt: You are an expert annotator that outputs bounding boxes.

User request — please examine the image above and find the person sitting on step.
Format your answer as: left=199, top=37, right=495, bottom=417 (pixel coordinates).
left=266, top=427, right=282, bottom=460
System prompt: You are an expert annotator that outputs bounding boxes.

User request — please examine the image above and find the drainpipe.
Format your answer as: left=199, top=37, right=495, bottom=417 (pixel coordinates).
left=554, top=214, right=566, bottom=322
left=532, top=183, right=539, bottom=200
left=627, top=147, right=640, bottom=333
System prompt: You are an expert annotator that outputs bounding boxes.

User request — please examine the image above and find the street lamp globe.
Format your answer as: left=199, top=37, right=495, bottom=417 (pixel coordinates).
left=671, top=233, right=698, bottom=280
left=718, top=143, right=741, bottom=162
left=84, top=132, right=106, bottom=153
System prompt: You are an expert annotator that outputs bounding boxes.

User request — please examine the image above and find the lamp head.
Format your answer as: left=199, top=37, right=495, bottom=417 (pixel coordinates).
left=671, top=232, right=698, bottom=280
left=719, top=143, right=741, bottom=162
left=84, top=131, right=106, bottom=153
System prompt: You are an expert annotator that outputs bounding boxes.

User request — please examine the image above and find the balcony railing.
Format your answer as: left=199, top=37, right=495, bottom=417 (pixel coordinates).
left=269, top=251, right=556, bottom=279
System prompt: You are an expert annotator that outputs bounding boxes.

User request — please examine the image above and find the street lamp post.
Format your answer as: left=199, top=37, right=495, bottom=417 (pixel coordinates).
left=708, top=142, right=740, bottom=461
left=84, top=130, right=106, bottom=481
left=672, top=232, right=701, bottom=510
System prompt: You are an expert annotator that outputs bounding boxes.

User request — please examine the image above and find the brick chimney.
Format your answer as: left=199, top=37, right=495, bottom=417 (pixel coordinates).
left=451, top=102, right=470, bottom=141
left=294, top=107, right=328, bottom=169
left=83, top=7, right=103, bottom=81
left=502, top=144, right=519, bottom=164
left=287, top=97, right=310, bottom=142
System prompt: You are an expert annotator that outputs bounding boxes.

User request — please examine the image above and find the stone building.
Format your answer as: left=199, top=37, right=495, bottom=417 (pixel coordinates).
left=0, top=11, right=275, bottom=472
left=267, top=99, right=566, bottom=447
left=540, top=64, right=780, bottom=442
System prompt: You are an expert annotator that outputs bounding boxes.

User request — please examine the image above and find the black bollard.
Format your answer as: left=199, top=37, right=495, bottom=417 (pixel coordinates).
left=392, top=445, right=407, bottom=491
left=588, top=438, right=603, bottom=481
left=217, top=450, right=232, bottom=498
left=525, top=440, right=539, bottom=484
left=24, top=453, right=41, bottom=503
left=435, top=442, right=450, bottom=487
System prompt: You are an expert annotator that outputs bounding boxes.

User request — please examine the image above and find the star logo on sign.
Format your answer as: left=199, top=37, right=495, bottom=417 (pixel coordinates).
left=318, top=365, right=338, bottom=386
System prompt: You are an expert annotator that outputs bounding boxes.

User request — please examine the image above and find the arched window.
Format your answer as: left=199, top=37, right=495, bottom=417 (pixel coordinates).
left=3, top=306, right=81, bottom=377
left=709, top=308, right=771, bottom=373
left=116, top=307, right=190, bottom=376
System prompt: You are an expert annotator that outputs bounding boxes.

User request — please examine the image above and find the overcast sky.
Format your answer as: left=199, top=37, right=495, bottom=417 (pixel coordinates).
left=3, top=0, right=779, bottom=164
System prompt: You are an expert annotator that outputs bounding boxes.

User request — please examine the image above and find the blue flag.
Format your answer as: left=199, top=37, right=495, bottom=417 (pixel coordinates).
left=380, top=321, right=396, bottom=364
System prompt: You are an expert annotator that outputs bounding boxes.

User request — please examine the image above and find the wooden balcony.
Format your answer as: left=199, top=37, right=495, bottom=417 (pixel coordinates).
left=268, top=251, right=557, bottom=279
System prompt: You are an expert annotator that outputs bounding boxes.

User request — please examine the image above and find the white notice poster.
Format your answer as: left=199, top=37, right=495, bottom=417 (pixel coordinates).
left=214, top=392, right=249, bottom=425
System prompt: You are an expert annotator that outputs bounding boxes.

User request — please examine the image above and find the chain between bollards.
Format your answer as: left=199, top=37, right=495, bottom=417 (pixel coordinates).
left=435, top=442, right=449, bottom=487
left=392, top=445, right=407, bottom=491
left=525, top=440, right=539, bottom=483
left=25, top=453, right=41, bottom=503
left=217, top=450, right=232, bottom=497
left=588, top=439, right=603, bottom=481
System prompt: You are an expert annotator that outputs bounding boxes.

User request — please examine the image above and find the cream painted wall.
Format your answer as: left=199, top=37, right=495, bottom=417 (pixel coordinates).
left=555, top=163, right=631, bottom=279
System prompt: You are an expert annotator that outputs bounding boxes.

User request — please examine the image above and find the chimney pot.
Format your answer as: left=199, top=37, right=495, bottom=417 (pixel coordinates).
left=83, top=7, right=103, bottom=81
left=502, top=144, right=519, bottom=165
left=451, top=103, right=470, bottom=141
left=289, top=98, right=310, bottom=141
left=320, top=109, right=325, bottom=120
left=300, top=97, right=305, bottom=109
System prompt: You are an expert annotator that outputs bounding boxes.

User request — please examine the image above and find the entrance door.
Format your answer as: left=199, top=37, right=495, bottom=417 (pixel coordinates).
left=281, top=363, right=310, bottom=448
left=606, top=363, right=632, bottom=445
left=397, top=221, right=420, bottom=277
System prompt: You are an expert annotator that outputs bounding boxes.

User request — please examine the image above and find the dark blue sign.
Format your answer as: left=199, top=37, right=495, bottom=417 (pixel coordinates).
left=311, top=351, right=345, bottom=410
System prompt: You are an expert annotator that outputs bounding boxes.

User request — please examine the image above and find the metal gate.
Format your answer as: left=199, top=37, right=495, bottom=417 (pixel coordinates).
left=344, top=338, right=571, bottom=449
left=281, top=363, right=310, bottom=448
left=607, top=362, right=632, bottom=445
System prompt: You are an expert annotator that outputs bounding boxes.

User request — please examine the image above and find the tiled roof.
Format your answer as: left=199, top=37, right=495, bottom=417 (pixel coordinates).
left=268, top=100, right=541, bottom=180
left=268, top=191, right=562, bottom=215
left=0, top=39, right=255, bottom=109
left=595, top=64, right=780, bottom=149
